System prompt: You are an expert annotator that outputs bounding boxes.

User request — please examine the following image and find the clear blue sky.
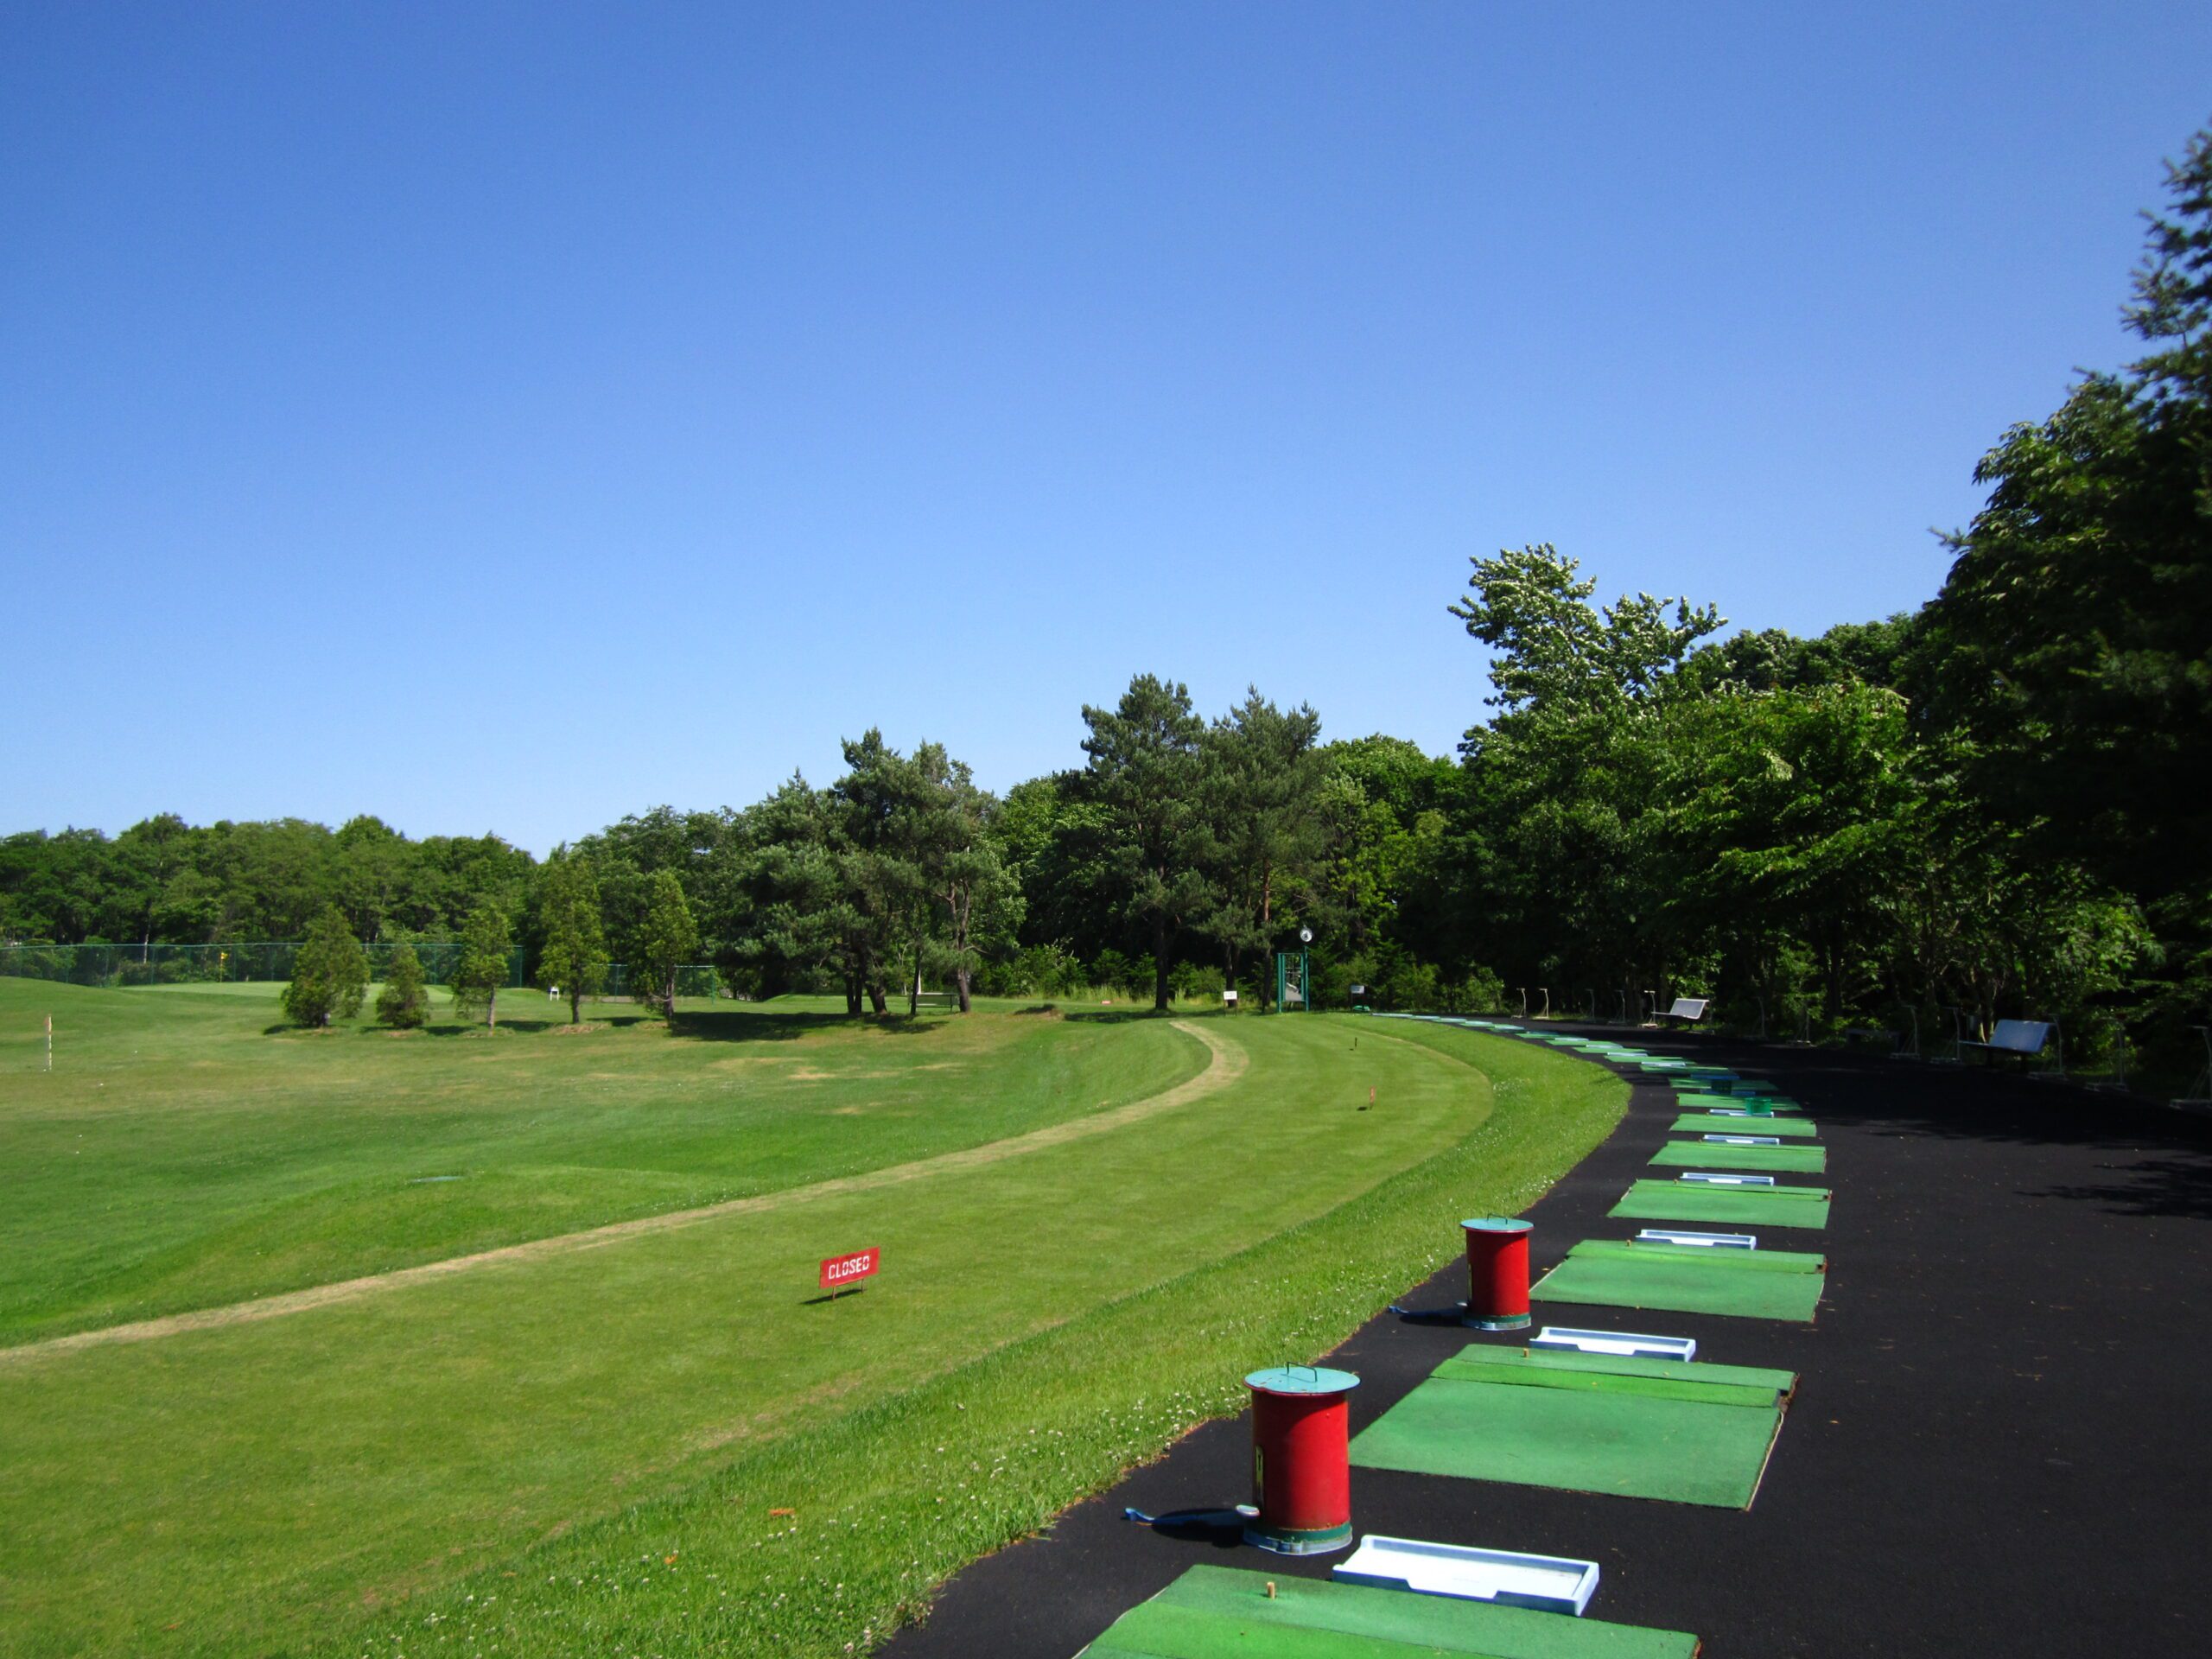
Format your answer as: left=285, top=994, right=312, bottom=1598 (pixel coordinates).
left=4, top=3, right=2207, bottom=852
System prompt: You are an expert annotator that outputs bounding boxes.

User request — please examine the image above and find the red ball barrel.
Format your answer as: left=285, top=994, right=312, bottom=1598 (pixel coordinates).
left=1242, top=1366, right=1358, bottom=1555
left=1462, top=1217, right=1533, bottom=1330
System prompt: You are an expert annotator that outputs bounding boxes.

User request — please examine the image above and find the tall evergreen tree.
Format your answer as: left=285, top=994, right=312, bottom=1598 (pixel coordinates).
left=631, top=870, right=700, bottom=1025
left=720, top=777, right=864, bottom=1008
left=907, top=742, right=1021, bottom=1014
left=1081, top=674, right=1217, bottom=1012
left=537, top=850, right=610, bottom=1025
left=1203, top=689, right=1330, bottom=1007
left=375, top=939, right=429, bottom=1028
left=281, top=905, right=368, bottom=1027
left=452, top=903, right=512, bottom=1030
left=829, top=730, right=927, bottom=1015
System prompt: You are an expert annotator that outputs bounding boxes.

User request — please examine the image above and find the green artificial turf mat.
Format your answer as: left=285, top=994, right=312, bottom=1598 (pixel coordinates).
left=1570, top=1238, right=1826, bottom=1274
left=1433, top=1344, right=1793, bottom=1406
left=1077, top=1565, right=1699, bottom=1658
left=1350, top=1348, right=1791, bottom=1509
left=1610, top=1179, right=1831, bottom=1230
left=1535, top=1242, right=1827, bottom=1322
left=1671, top=1111, right=1819, bottom=1136
left=1649, top=1139, right=1827, bottom=1173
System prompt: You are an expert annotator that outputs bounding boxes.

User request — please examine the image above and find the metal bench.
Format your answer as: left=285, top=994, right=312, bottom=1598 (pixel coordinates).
left=1659, top=997, right=1709, bottom=1027
left=1957, top=1018, right=2056, bottom=1070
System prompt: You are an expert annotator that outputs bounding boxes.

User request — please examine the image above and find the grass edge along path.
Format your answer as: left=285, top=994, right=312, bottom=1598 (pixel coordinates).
left=318, top=1023, right=1624, bottom=1659
left=1, top=1020, right=1243, bottom=1365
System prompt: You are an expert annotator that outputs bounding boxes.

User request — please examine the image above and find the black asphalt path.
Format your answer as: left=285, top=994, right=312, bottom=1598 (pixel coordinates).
left=879, top=1025, right=2212, bottom=1657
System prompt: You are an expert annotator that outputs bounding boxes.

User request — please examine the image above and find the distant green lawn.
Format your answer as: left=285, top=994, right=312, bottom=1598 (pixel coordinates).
left=0, top=983, right=1624, bottom=1659
left=0, top=980, right=1202, bottom=1344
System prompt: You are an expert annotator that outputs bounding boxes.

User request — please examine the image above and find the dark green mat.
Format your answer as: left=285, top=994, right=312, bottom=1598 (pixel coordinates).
left=1534, top=1238, right=1827, bottom=1322
left=1649, top=1139, right=1827, bottom=1173
left=1672, top=1110, right=1819, bottom=1136
left=1077, top=1565, right=1700, bottom=1657
left=1610, top=1178, right=1831, bottom=1230
left=1350, top=1345, right=1793, bottom=1510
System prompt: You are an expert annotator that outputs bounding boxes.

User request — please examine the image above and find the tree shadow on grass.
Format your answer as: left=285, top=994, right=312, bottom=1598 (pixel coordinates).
left=671, top=1008, right=950, bottom=1042
left=260, top=1015, right=662, bottom=1038
left=1062, top=1007, right=1198, bottom=1026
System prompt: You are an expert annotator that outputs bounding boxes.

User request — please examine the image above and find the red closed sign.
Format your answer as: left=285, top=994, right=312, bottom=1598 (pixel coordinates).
left=819, top=1248, right=880, bottom=1291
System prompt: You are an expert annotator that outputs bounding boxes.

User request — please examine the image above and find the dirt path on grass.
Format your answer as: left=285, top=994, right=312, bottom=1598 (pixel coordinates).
left=2, top=1021, right=1246, bottom=1366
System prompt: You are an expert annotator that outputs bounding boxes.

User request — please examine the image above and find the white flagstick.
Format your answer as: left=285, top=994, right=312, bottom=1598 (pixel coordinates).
left=46, top=1014, right=53, bottom=1071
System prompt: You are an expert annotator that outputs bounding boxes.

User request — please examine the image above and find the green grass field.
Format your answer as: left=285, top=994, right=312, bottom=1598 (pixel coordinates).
left=0, top=980, right=1624, bottom=1659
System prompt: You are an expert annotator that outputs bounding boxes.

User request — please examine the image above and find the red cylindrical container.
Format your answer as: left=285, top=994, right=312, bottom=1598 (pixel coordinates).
left=1462, top=1217, right=1534, bottom=1330
left=1243, top=1366, right=1358, bottom=1555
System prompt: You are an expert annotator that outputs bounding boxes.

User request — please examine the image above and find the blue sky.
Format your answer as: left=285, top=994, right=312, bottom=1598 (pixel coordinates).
left=4, top=3, right=2207, bottom=852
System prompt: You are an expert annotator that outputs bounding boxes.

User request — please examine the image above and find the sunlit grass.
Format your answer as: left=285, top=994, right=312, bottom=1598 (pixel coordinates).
left=0, top=980, right=1201, bottom=1344
left=0, top=997, right=1622, bottom=1658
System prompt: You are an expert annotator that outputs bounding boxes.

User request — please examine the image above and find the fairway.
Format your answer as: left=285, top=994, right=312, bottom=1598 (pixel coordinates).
left=0, top=989, right=1624, bottom=1658
left=0, top=981, right=1209, bottom=1346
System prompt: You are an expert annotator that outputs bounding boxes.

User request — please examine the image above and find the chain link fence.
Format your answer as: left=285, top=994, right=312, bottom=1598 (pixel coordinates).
left=0, top=941, right=514, bottom=989
left=0, top=943, right=734, bottom=1000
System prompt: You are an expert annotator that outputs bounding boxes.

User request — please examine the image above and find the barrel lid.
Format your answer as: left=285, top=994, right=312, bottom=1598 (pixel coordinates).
left=1461, top=1217, right=1534, bottom=1235
left=1245, top=1365, right=1359, bottom=1396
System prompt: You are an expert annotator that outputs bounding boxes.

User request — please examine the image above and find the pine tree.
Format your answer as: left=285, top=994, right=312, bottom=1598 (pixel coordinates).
left=375, top=940, right=429, bottom=1029
left=537, top=851, right=609, bottom=1025
left=452, top=903, right=512, bottom=1030
left=282, top=905, right=369, bottom=1027
left=1080, top=675, right=1218, bottom=1011
left=631, top=870, right=699, bottom=1026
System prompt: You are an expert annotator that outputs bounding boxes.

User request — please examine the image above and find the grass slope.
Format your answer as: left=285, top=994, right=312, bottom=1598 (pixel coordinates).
left=0, top=1007, right=1623, bottom=1659
left=0, top=981, right=1201, bottom=1344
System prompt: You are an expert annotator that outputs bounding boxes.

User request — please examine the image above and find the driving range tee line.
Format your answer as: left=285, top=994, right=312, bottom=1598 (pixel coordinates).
left=2, top=1020, right=1247, bottom=1364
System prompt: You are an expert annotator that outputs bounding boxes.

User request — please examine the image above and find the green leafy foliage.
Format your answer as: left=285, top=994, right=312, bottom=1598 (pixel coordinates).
left=279, top=906, right=368, bottom=1027
left=374, top=939, right=429, bottom=1029
left=1079, top=675, right=1217, bottom=1011
left=537, top=851, right=610, bottom=1025
left=452, top=903, right=512, bottom=1029
left=630, top=871, right=700, bottom=1023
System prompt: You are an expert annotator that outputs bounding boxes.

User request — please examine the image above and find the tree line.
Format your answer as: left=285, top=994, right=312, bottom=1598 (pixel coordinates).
left=4, top=124, right=2206, bottom=1084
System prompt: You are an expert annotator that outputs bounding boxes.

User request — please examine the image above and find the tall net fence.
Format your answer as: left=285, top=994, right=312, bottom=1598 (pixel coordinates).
left=1, top=942, right=512, bottom=988
left=0, top=943, right=729, bottom=1000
